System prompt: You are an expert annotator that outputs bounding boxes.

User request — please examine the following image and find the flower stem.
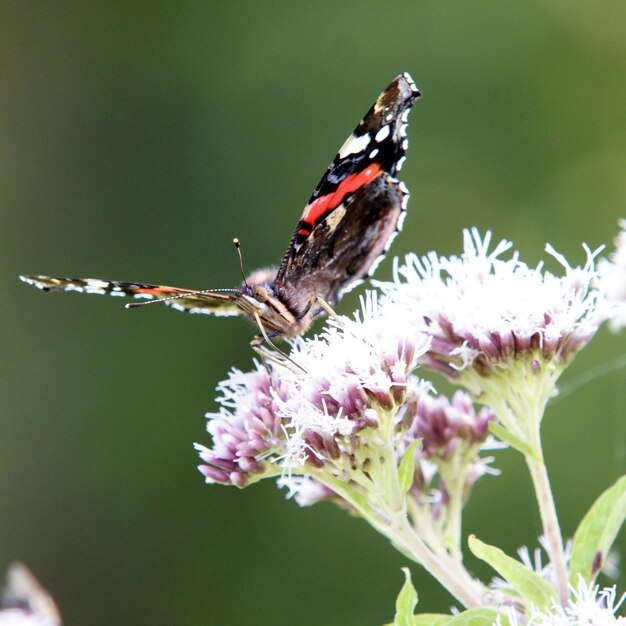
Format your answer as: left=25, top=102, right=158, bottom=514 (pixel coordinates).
left=478, top=358, right=569, bottom=605
left=525, top=430, right=569, bottom=606
left=311, top=470, right=486, bottom=609
left=392, top=519, right=486, bottom=609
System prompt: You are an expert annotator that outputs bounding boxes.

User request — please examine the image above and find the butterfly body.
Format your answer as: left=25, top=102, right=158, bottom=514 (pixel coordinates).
left=21, top=74, right=420, bottom=342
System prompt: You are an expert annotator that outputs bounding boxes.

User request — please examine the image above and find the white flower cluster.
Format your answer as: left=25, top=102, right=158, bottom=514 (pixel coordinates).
left=197, top=292, right=431, bottom=489
left=196, top=227, right=625, bottom=618
left=0, top=564, right=60, bottom=626
left=598, top=219, right=626, bottom=331
left=377, top=228, right=605, bottom=376
left=496, top=578, right=625, bottom=626
left=198, top=228, right=619, bottom=492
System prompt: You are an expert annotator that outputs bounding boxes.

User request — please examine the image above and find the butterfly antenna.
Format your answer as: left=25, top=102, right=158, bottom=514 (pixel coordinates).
left=233, top=238, right=250, bottom=288
left=125, top=288, right=235, bottom=309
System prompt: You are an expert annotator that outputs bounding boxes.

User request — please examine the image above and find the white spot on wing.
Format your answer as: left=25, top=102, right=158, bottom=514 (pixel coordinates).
left=369, top=148, right=379, bottom=159
left=338, top=278, right=364, bottom=298
left=338, top=133, right=370, bottom=159
left=402, top=73, right=420, bottom=93
left=396, top=156, right=406, bottom=171
left=401, top=138, right=409, bottom=150
left=68, top=282, right=104, bottom=295
left=384, top=231, right=400, bottom=253
left=167, top=302, right=239, bottom=316
left=367, top=253, right=385, bottom=277
left=397, top=209, right=407, bottom=231
left=85, top=279, right=110, bottom=290
left=375, top=125, right=390, bottom=142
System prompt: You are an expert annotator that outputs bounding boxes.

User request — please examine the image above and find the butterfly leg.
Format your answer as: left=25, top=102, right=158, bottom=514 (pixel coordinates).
left=312, top=296, right=344, bottom=328
left=250, top=313, right=306, bottom=373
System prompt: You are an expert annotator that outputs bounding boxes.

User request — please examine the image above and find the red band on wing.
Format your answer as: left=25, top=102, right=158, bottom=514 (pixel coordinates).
left=134, top=287, right=186, bottom=295
left=298, top=163, right=383, bottom=236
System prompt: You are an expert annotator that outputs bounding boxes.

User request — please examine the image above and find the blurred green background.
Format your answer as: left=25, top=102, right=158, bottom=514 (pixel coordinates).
left=2, top=2, right=625, bottom=624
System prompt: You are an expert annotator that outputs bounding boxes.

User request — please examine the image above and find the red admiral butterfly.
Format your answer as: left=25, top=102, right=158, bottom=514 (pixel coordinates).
left=21, top=73, right=420, bottom=346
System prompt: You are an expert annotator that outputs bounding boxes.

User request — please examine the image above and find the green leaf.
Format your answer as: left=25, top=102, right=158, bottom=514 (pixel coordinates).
left=488, top=422, right=539, bottom=460
left=468, top=535, right=556, bottom=609
left=446, top=608, right=508, bottom=626
left=569, top=474, right=626, bottom=585
left=384, top=615, right=451, bottom=626
left=393, top=568, right=418, bottom=626
left=411, top=615, right=453, bottom=625
left=398, top=440, right=421, bottom=494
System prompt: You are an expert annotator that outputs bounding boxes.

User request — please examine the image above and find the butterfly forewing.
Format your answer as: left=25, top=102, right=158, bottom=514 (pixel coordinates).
left=19, top=275, right=242, bottom=316
left=276, top=73, right=420, bottom=294
left=275, top=173, right=408, bottom=314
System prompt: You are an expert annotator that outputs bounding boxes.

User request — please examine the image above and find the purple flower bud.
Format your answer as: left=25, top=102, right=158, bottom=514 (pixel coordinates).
left=410, top=391, right=495, bottom=459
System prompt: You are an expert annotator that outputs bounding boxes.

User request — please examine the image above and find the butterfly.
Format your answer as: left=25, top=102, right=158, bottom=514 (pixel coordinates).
left=20, top=73, right=420, bottom=348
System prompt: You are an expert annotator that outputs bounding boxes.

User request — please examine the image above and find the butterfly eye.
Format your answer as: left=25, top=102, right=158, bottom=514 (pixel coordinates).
left=252, top=286, right=269, bottom=302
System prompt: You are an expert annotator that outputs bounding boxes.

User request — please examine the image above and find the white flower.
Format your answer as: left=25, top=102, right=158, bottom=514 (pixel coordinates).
left=597, top=218, right=626, bottom=331
left=196, top=292, right=432, bottom=486
left=0, top=611, right=57, bottom=626
left=275, top=475, right=334, bottom=506
left=0, top=564, right=61, bottom=626
left=195, top=361, right=290, bottom=487
left=495, top=577, right=626, bottom=625
left=378, top=228, right=604, bottom=378
left=276, top=292, right=431, bottom=469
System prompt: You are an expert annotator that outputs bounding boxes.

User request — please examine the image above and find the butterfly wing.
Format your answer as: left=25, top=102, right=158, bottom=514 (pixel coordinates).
left=275, top=73, right=420, bottom=310
left=278, top=173, right=409, bottom=313
left=19, top=275, right=242, bottom=316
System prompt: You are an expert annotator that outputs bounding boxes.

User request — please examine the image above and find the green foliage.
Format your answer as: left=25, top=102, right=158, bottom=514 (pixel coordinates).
left=569, top=474, right=626, bottom=585
left=446, top=609, right=508, bottom=626
left=411, top=615, right=453, bottom=625
left=488, top=422, right=539, bottom=460
left=398, top=440, right=421, bottom=494
left=468, top=536, right=557, bottom=609
left=392, top=568, right=419, bottom=626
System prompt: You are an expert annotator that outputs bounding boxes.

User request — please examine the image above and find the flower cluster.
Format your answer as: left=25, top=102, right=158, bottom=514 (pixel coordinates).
left=378, top=228, right=604, bottom=380
left=196, top=293, right=432, bottom=492
left=0, top=564, right=61, bottom=626
left=598, top=218, right=626, bottom=331
left=196, top=227, right=624, bottom=620
left=400, top=390, right=499, bottom=551
left=496, top=577, right=626, bottom=626
left=195, top=363, right=290, bottom=487
left=409, top=389, right=495, bottom=459
left=401, top=388, right=499, bottom=499
left=372, top=229, right=612, bottom=464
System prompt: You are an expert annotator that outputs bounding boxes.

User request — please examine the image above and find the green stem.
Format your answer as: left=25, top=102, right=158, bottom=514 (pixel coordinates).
left=311, top=470, right=486, bottom=609
left=440, top=459, right=467, bottom=558
left=525, top=429, right=569, bottom=606
left=392, top=518, right=486, bottom=609
left=477, top=358, right=569, bottom=605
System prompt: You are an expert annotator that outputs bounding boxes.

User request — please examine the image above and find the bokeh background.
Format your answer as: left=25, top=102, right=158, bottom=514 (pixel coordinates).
left=1, top=2, right=625, bottom=624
